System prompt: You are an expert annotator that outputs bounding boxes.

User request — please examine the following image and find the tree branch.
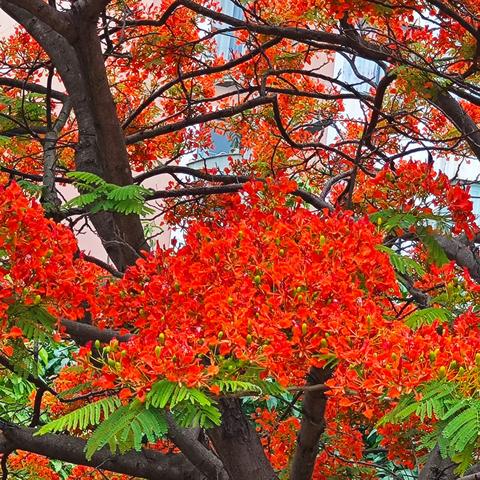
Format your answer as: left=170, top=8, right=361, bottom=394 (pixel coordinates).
left=0, top=421, right=205, bottom=480
left=290, top=366, right=334, bottom=480
left=0, top=77, right=68, bottom=101
left=430, top=92, right=480, bottom=161
left=165, top=412, right=229, bottom=480
left=60, top=319, right=132, bottom=345
left=0, top=0, right=73, bottom=39
left=126, top=95, right=275, bottom=144
left=72, top=0, right=111, bottom=20
left=208, top=398, right=276, bottom=480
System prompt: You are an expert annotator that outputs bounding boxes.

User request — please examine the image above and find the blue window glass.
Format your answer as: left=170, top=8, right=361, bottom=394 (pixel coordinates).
left=341, top=56, right=382, bottom=93
left=469, top=184, right=480, bottom=220
left=210, top=130, right=233, bottom=155
left=216, top=0, right=243, bottom=59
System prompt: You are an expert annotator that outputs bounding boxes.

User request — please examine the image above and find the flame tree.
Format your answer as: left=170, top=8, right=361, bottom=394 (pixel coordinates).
left=1, top=0, right=480, bottom=479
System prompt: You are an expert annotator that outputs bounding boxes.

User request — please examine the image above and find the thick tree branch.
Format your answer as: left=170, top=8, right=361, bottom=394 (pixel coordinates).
left=0, top=421, right=205, bottom=480
left=72, top=0, right=111, bottom=20
left=290, top=367, right=333, bottom=480
left=435, top=234, right=480, bottom=282
left=430, top=92, right=480, bottom=161
left=208, top=398, right=276, bottom=480
left=165, top=413, right=229, bottom=480
left=141, top=167, right=332, bottom=210
left=0, top=77, right=68, bottom=101
left=0, top=0, right=73, bottom=39
left=126, top=95, right=275, bottom=144
left=418, top=445, right=457, bottom=480
left=60, top=319, right=132, bottom=345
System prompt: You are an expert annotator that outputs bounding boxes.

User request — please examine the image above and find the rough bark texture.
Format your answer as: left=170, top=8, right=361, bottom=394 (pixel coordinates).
left=165, top=413, right=229, bottom=480
left=418, top=446, right=457, bottom=480
left=208, top=398, right=277, bottom=480
left=431, top=92, right=480, bottom=162
left=0, top=422, right=204, bottom=480
left=290, top=367, right=333, bottom=480
left=1, top=3, right=147, bottom=271
left=435, top=234, right=480, bottom=282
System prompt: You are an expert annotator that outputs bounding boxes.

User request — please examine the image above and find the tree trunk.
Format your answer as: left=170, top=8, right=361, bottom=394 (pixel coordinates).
left=208, top=398, right=277, bottom=480
left=290, top=367, right=333, bottom=480
left=418, top=445, right=457, bottom=480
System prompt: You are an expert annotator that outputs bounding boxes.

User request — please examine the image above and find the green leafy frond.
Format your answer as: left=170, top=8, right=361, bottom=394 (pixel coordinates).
left=213, top=379, right=263, bottom=395
left=376, top=245, right=425, bottom=276
left=65, top=172, right=154, bottom=216
left=417, top=229, right=449, bottom=266
left=370, top=210, right=419, bottom=232
left=370, top=209, right=449, bottom=233
left=8, top=304, right=56, bottom=343
left=56, top=382, right=94, bottom=401
left=257, top=379, right=288, bottom=397
left=145, top=380, right=221, bottom=429
left=380, top=381, right=480, bottom=474
left=146, top=380, right=212, bottom=409
left=173, top=401, right=222, bottom=428
left=36, top=396, right=121, bottom=435
left=404, top=307, right=453, bottom=329
left=17, top=180, right=43, bottom=198
left=442, top=404, right=480, bottom=451
left=66, top=171, right=107, bottom=187
left=85, top=400, right=168, bottom=459
left=105, top=184, right=152, bottom=202
left=67, top=192, right=99, bottom=208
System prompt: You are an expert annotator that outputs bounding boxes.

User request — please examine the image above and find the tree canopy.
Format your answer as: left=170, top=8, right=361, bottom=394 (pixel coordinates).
left=1, top=0, right=480, bottom=479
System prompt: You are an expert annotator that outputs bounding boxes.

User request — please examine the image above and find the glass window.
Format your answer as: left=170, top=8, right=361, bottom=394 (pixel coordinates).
left=216, top=0, right=243, bottom=59
left=340, top=55, right=382, bottom=93
left=469, top=184, right=480, bottom=220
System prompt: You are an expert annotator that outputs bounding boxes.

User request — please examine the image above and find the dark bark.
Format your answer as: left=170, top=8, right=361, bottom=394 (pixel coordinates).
left=68, top=14, right=148, bottom=269
left=0, top=0, right=72, bottom=38
left=418, top=445, right=457, bottom=480
left=208, top=398, right=277, bottom=480
left=290, top=367, right=333, bottom=480
left=0, top=422, right=204, bottom=480
left=1, top=3, right=147, bottom=271
left=61, top=318, right=132, bottom=345
left=430, top=92, right=480, bottom=162
left=165, top=413, right=229, bottom=480
left=418, top=446, right=480, bottom=480
left=435, top=235, right=480, bottom=282
left=0, top=77, right=68, bottom=101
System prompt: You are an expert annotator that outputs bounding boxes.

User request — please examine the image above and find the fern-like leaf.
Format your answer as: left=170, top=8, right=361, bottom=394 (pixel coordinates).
left=404, top=307, right=453, bottom=329
left=8, top=304, right=56, bottom=343
left=66, top=171, right=107, bottom=187
left=213, top=379, right=263, bottom=395
left=36, top=396, right=121, bottom=435
left=85, top=400, right=168, bottom=459
left=376, top=245, right=425, bottom=276
left=418, top=229, right=449, bottom=266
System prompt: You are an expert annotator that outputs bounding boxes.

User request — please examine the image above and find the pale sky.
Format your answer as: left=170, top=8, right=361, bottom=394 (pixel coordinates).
left=0, top=11, right=16, bottom=37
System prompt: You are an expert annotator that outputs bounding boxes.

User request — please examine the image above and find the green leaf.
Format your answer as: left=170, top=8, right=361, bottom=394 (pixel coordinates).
left=376, top=245, right=425, bottom=276
left=146, top=380, right=177, bottom=409
left=36, top=396, right=121, bottom=435
left=404, top=307, right=453, bottom=329
left=8, top=304, right=56, bottom=343
left=418, top=229, right=449, bottom=266
left=213, top=379, right=263, bottom=395
left=85, top=400, right=168, bottom=459
left=145, top=380, right=221, bottom=429
left=66, top=171, right=107, bottom=187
